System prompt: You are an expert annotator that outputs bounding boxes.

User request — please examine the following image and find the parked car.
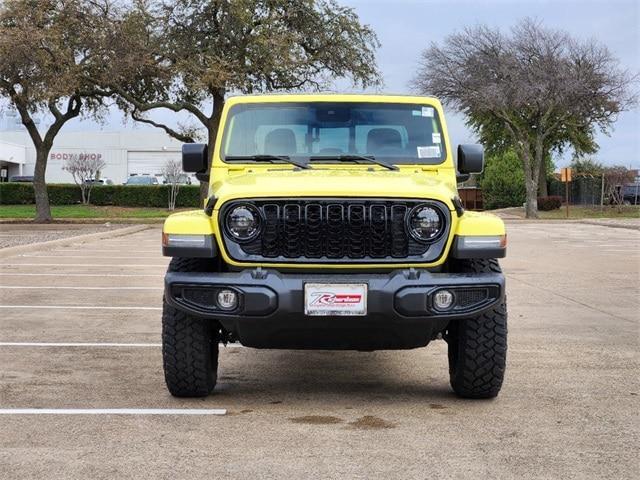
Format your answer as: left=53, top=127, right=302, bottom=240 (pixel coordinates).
left=162, top=174, right=192, bottom=185
left=9, top=175, right=34, bottom=182
left=85, top=178, right=114, bottom=185
left=622, top=184, right=640, bottom=205
left=125, top=175, right=159, bottom=185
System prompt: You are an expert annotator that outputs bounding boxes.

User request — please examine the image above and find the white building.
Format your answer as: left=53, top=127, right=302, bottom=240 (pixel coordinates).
left=0, top=140, right=26, bottom=181
left=0, top=129, right=185, bottom=184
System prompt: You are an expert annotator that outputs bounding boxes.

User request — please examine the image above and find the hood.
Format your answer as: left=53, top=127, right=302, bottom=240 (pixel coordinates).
left=212, top=167, right=458, bottom=210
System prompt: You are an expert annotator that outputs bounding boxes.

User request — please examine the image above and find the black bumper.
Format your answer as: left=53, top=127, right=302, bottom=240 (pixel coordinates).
left=164, top=268, right=505, bottom=350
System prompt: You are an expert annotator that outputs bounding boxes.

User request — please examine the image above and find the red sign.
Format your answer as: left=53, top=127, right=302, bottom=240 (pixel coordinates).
left=50, top=152, right=102, bottom=161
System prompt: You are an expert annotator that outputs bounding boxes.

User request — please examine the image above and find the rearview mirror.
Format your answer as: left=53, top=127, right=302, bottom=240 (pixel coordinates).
left=182, top=143, right=208, bottom=174
left=457, top=144, right=484, bottom=174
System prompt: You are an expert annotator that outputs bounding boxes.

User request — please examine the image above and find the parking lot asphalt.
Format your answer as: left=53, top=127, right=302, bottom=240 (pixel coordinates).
left=0, top=223, right=638, bottom=479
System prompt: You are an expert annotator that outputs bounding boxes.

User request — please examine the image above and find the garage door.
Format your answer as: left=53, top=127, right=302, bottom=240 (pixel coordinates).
left=127, top=151, right=180, bottom=177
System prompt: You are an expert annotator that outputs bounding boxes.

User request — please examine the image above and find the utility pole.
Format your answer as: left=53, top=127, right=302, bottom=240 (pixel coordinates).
left=600, top=172, right=605, bottom=211
left=561, top=167, right=572, bottom=218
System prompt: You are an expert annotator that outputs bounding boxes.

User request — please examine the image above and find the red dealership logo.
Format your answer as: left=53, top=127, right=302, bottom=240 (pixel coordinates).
left=310, top=293, right=363, bottom=306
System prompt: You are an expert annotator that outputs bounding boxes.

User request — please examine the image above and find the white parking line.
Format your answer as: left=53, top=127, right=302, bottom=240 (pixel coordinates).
left=0, top=408, right=226, bottom=415
left=20, top=255, right=160, bottom=259
left=0, top=342, right=161, bottom=347
left=0, top=286, right=162, bottom=290
left=98, top=241, right=158, bottom=244
left=0, top=305, right=162, bottom=310
left=0, top=342, right=243, bottom=348
left=0, top=273, right=161, bottom=277
left=0, top=263, right=167, bottom=267
left=53, top=250, right=159, bottom=253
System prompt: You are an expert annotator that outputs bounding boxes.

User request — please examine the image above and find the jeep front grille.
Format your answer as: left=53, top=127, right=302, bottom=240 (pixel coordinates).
left=220, top=199, right=451, bottom=264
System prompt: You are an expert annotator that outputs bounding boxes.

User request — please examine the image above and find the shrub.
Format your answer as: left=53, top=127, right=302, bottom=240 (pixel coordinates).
left=537, top=196, right=562, bottom=211
left=0, top=182, right=38, bottom=204
left=0, top=183, right=201, bottom=208
left=479, top=150, right=526, bottom=209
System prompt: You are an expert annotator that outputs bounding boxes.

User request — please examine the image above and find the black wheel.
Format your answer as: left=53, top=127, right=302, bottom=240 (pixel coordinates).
left=446, top=258, right=507, bottom=399
left=162, top=258, right=219, bottom=397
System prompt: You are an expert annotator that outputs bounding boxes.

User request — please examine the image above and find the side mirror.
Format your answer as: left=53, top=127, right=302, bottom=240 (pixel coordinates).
left=182, top=143, right=209, bottom=181
left=457, top=144, right=484, bottom=174
left=456, top=173, right=471, bottom=184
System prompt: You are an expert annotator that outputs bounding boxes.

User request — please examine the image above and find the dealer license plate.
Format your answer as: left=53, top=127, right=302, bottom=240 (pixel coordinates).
left=304, top=283, right=367, bottom=316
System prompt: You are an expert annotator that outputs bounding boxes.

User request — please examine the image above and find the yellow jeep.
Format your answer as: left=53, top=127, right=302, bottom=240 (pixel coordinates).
left=161, top=94, right=507, bottom=398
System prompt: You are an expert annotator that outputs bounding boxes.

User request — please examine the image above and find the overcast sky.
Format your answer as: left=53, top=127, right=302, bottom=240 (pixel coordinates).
left=8, top=0, right=638, bottom=168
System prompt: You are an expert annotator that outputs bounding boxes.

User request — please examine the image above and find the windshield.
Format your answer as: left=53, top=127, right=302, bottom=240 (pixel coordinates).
left=221, top=102, right=446, bottom=165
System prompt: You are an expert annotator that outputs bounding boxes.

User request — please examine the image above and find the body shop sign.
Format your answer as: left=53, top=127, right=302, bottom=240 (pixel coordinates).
left=50, top=152, right=103, bottom=161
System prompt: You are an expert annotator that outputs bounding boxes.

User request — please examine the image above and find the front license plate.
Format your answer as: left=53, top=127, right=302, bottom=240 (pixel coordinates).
left=304, top=283, right=368, bottom=316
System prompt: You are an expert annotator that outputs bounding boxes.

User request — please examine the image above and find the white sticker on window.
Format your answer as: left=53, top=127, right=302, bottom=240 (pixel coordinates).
left=432, top=133, right=442, bottom=144
left=421, top=107, right=434, bottom=117
left=417, top=146, right=441, bottom=158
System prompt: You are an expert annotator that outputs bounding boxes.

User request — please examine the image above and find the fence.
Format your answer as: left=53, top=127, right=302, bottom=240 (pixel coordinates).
left=548, top=175, right=604, bottom=206
left=458, top=187, right=483, bottom=210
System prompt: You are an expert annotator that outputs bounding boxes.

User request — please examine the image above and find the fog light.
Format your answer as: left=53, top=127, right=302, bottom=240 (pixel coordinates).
left=216, top=289, right=238, bottom=310
left=433, top=289, right=454, bottom=310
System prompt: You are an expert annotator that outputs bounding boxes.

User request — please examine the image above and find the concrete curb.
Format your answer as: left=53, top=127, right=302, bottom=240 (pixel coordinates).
left=0, top=225, right=153, bottom=259
left=579, top=220, right=640, bottom=231
left=501, top=218, right=640, bottom=230
left=501, top=219, right=584, bottom=224
left=0, top=218, right=165, bottom=225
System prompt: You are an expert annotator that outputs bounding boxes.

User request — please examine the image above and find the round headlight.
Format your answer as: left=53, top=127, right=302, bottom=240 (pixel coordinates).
left=408, top=205, right=442, bottom=241
left=226, top=205, right=261, bottom=241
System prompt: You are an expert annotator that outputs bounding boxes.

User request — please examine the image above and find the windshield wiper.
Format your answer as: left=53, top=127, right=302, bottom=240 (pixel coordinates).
left=309, top=154, right=398, bottom=171
left=225, top=154, right=311, bottom=169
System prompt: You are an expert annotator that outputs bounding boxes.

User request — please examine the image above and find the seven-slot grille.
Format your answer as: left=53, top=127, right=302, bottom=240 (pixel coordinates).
left=222, top=199, right=447, bottom=262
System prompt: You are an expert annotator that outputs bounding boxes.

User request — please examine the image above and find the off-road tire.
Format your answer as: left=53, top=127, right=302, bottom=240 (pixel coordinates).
left=446, top=258, right=507, bottom=399
left=162, top=257, right=219, bottom=397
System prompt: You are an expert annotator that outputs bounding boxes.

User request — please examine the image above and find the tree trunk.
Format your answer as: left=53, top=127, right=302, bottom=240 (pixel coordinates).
left=520, top=142, right=539, bottom=219
left=524, top=177, right=539, bottom=218
left=538, top=157, right=548, bottom=197
left=198, top=125, right=214, bottom=203
left=33, top=147, right=52, bottom=223
left=199, top=91, right=226, bottom=203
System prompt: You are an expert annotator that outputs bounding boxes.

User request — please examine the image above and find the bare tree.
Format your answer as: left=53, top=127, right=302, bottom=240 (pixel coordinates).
left=162, top=160, right=183, bottom=211
left=63, top=153, right=107, bottom=204
left=414, top=18, right=636, bottom=218
left=603, top=166, right=636, bottom=213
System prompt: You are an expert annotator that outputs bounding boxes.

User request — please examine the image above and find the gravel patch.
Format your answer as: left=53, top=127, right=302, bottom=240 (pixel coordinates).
left=0, top=223, right=130, bottom=249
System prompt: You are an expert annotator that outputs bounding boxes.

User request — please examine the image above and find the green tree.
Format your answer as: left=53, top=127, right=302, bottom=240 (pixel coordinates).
left=471, top=110, right=586, bottom=197
left=479, top=150, right=526, bottom=209
left=95, top=0, right=381, bottom=199
left=569, top=156, right=604, bottom=176
left=414, top=18, right=635, bottom=218
left=0, top=0, right=112, bottom=222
